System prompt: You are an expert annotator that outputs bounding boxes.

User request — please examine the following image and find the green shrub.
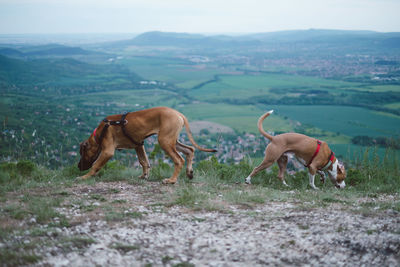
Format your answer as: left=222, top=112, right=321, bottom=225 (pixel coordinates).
left=62, top=164, right=82, bottom=177
left=16, top=160, right=36, bottom=176
left=196, top=156, right=254, bottom=183
left=149, top=161, right=171, bottom=181
left=346, top=168, right=364, bottom=186
left=0, top=162, right=17, bottom=173
left=0, top=171, right=12, bottom=185
left=103, top=160, right=126, bottom=171
left=0, top=160, right=36, bottom=177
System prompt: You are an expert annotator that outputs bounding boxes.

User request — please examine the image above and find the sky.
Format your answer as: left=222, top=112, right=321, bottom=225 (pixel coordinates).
left=0, top=0, right=399, bottom=34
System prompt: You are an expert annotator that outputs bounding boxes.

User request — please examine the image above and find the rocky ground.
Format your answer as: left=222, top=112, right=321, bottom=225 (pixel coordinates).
left=2, top=181, right=399, bottom=267
left=24, top=182, right=398, bottom=267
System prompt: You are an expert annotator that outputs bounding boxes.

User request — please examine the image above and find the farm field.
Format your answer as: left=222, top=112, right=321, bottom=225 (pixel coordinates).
left=73, top=89, right=181, bottom=108
left=179, top=103, right=294, bottom=134
left=360, top=84, right=400, bottom=93
left=187, top=73, right=359, bottom=101
left=119, top=56, right=221, bottom=89
left=268, top=105, right=400, bottom=137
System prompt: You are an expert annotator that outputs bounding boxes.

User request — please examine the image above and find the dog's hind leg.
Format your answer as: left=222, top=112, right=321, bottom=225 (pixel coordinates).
left=135, top=145, right=150, bottom=179
left=245, top=144, right=282, bottom=184
left=176, top=141, right=195, bottom=179
left=245, top=158, right=275, bottom=184
left=277, top=154, right=289, bottom=186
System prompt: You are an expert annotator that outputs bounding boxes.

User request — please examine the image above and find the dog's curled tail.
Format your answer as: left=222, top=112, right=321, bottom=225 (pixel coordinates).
left=182, top=115, right=217, bottom=153
left=258, top=110, right=274, bottom=141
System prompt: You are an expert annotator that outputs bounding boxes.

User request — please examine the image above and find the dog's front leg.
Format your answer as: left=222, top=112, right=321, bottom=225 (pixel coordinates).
left=135, top=145, right=150, bottom=179
left=317, top=170, right=326, bottom=184
left=79, top=149, right=114, bottom=179
left=308, top=173, right=319, bottom=190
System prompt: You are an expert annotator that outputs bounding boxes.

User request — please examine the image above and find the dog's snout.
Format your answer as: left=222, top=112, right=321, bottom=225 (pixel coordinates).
left=336, top=181, right=346, bottom=189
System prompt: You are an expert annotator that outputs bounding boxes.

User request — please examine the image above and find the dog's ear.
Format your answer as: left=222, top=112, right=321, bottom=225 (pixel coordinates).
left=337, top=162, right=346, bottom=175
left=79, top=140, right=89, bottom=155
left=83, top=140, right=89, bottom=148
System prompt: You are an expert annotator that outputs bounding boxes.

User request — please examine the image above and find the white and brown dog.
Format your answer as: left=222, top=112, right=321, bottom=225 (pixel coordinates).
left=245, top=110, right=346, bottom=189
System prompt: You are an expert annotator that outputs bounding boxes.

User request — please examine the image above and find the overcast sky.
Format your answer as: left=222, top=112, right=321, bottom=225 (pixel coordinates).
left=0, top=0, right=399, bottom=34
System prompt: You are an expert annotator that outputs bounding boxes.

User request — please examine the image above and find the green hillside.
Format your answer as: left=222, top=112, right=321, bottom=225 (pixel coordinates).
left=1, top=30, right=400, bottom=167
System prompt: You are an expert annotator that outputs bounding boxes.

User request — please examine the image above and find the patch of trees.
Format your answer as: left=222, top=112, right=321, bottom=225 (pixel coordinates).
left=351, top=136, right=400, bottom=149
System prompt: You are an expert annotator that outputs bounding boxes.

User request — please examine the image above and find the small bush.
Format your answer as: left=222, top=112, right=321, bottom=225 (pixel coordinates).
left=103, top=160, right=126, bottom=171
left=346, top=168, right=364, bottom=186
left=62, top=164, right=82, bottom=177
left=0, top=162, right=17, bottom=173
left=16, top=160, right=36, bottom=176
left=197, top=156, right=254, bottom=183
left=0, top=160, right=36, bottom=176
left=149, top=161, right=171, bottom=181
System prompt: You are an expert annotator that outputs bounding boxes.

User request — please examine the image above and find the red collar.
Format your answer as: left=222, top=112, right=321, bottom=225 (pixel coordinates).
left=306, top=140, right=321, bottom=167
left=320, top=151, right=335, bottom=171
left=92, top=128, right=98, bottom=144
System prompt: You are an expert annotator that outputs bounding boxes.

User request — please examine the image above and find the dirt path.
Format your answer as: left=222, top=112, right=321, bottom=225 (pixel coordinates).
left=28, top=182, right=400, bottom=267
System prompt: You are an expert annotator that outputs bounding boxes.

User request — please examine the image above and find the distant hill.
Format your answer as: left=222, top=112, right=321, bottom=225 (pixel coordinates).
left=0, top=44, right=98, bottom=58
left=246, top=29, right=400, bottom=49
left=245, top=29, right=379, bottom=41
left=0, top=47, right=25, bottom=57
left=25, top=46, right=92, bottom=56
left=113, top=29, right=400, bottom=53
left=119, top=31, right=261, bottom=48
left=0, top=55, right=142, bottom=91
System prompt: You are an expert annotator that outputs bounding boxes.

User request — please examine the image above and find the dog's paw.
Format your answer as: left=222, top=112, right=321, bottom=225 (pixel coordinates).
left=162, top=178, right=176, bottom=185
left=245, top=176, right=252, bottom=185
left=282, top=180, right=289, bottom=187
left=139, top=174, right=149, bottom=180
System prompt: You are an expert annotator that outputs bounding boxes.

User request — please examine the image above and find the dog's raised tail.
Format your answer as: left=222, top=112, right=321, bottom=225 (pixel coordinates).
left=181, top=115, right=217, bottom=153
left=258, top=110, right=274, bottom=141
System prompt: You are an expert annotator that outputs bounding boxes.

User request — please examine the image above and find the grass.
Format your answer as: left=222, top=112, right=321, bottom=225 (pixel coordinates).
left=63, top=236, right=97, bottom=249
left=0, top=249, right=42, bottom=266
left=109, top=242, right=140, bottom=253
left=105, top=210, right=143, bottom=222
left=0, top=150, right=398, bottom=265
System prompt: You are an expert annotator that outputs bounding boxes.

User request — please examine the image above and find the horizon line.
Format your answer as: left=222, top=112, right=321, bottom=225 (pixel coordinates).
left=0, top=28, right=398, bottom=36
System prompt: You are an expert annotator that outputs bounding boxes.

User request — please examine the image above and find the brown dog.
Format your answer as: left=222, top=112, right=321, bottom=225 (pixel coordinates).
left=244, top=110, right=346, bottom=189
left=78, top=107, right=216, bottom=184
